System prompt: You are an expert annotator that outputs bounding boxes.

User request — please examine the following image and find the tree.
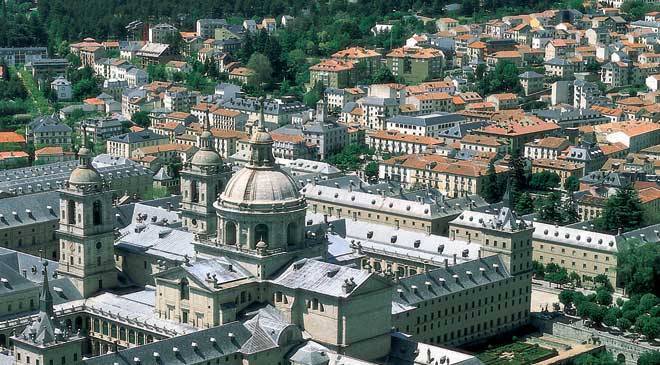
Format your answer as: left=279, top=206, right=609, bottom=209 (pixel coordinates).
left=530, top=171, right=560, bottom=190
left=371, top=66, right=396, bottom=84
left=476, top=60, right=522, bottom=96
left=515, top=192, right=535, bottom=215
left=596, top=184, right=645, bottom=233
left=303, top=82, right=324, bottom=107
left=364, top=161, right=378, bottom=180
left=480, top=162, right=502, bottom=204
left=573, top=351, right=618, bottom=365
left=617, top=318, right=632, bottom=332
left=638, top=351, right=660, bottom=365
left=536, top=192, right=562, bottom=224
left=641, top=317, right=660, bottom=341
left=616, top=239, right=660, bottom=296
left=131, top=111, right=150, bottom=128
left=621, top=0, right=658, bottom=20
left=533, top=260, right=545, bottom=279
left=603, top=307, right=620, bottom=327
left=564, top=175, right=580, bottom=192
left=326, top=144, right=374, bottom=171
left=595, top=288, right=613, bottom=306
left=594, top=274, right=614, bottom=293
left=559, top=290, right=575, bottom=308
left=246, top=52, right=273, bottom=89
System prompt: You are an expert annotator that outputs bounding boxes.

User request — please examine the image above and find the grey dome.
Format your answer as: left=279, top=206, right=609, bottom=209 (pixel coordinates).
left=190, top=149, right=223, bottom=166
left=220, top=167, right=300, bottom=204
left=69, top=166, right=102, bottom=185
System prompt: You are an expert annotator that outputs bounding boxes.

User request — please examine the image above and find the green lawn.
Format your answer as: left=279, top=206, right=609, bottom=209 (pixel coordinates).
left=476, top=342, right=558, bottom=365
left=16, top=68, right=52, bottom=115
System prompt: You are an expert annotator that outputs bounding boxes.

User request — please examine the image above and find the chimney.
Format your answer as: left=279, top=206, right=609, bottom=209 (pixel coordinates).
left=411, top=285, right=418, bottom=295
left=444, top=258, right=449, bottom=269
left=453, top=253, right=457, bottom=265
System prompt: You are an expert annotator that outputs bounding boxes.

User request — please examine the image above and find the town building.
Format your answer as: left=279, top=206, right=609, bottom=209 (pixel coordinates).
left=385, top=113, right=466, bottom=138
left=379, top=153, right=508, bottom=198
left=524, top=137, right=570, bottom=160
left=106, top=129, right=169, bottom=159
left=386, top=47, right=445, bottom=83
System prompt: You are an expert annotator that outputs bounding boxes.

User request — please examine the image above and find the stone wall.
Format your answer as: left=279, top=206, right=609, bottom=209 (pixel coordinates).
left=549, top=320, right=657, bottom=365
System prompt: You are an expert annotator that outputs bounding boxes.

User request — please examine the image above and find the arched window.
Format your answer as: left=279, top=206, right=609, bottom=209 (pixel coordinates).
left=287, top=222, right=298, bottom=246
left=254, top=224, right=268, bottom=245
left=92, top=200, right=102, bottom=226
left=128, top=330, right=135, bottom=344
left=180, top=278, right=190, bottom=300
left=67, top=200, right=76, bottom=224
left=191, top=180, right=199, bottom=203
left=225, top=222, right=237, bottom=245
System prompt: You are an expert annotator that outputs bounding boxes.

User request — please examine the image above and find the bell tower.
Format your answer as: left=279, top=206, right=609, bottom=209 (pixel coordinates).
left=180, top=111, right=232, bottom=237
left=57, top=143, right=117, bottom=298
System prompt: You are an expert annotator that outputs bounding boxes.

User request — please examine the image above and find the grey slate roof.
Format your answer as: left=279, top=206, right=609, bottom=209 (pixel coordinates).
left=437, top=121, right=489, bottom=140
left=222, top=97, right=306, bottom=115
left=519, top=71, right=543, bottom=79
left=620, top=223, right=660, bottom=244
left=392, top=255, right=510, bottom=307
left=116, top=224, right=194, bottom=262
left=580, top=170, right=628, bottom=187
left=84, top=321, right=251, bottom=365
left=108, top=129, right=168, bottom=143
left=545, top=57, right=572, bottom=66
left=0, top=191, right=60, bottom=229
left=271, top=259, right=371, bottom=298
left=0, top=154, right=151, bottom=197
left=331, top=218, right=482, bottom=266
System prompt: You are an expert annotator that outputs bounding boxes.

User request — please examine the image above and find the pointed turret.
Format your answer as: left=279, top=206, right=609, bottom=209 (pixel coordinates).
left=39, top=261, right=54, bottom=318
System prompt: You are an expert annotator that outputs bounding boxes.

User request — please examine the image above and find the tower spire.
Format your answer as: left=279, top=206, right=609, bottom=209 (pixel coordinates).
left=502, top=180, right=512, bottom=210
left=78, top=123, right=92, bottom=167
left=39, top=261, right=54, bottom=317
left=257, top=96, right=266, bottom=131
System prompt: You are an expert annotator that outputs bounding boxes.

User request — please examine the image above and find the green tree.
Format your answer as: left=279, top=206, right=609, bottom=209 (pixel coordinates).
left=480, top=162, right=502, bottom=204
left=573, top=351, right=617, bottom=365
left=364, top=161, right=378, bottom=180
left=246, top=52, right=273, bottom=89
left=596, top=184, right=645, bottom=233
left=303, top=81, right=325, bottom=108
left=621, top=0, right=659, bottom=20
left=370, top=66, right=396, bottom=84
left=533, top=260, right=545, bottom=278
left=595, top=288, right=613, bottom=306
left=530, top=171, right=560, bottom=190
left=564, top=175, right=580, bottom=192
left=559, top=290, right=575, bottom=308
left=131, top=111, right=150, bottom=128
left=638, top=351, right=660, bottom=365
left=616, top=239, right=660, bottom=296
left=515, top=192, right=535, bottom=215
left=476, top=60, right=522, bottom=95
left=536, top=192, right=562, bottom=224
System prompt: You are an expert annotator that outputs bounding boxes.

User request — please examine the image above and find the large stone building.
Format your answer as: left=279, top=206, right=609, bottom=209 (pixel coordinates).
left=0, top=105, right=532, bottom=365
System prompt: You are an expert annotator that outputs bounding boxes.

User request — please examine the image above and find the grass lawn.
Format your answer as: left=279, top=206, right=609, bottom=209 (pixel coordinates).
left=476, top=342, right=558, bottom=365
left=16, top=68, right=52, bottom=115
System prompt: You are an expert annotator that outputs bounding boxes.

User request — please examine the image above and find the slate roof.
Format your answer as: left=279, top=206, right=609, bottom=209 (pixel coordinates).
left=107, top=129, right=168, bottom=143
left=302, top=183, right=485, bottom=219
left=0, top=191, right=60, bottom=229
left=332, top=218, right=482, bottom=266
left=437, top=121, right=490, bottom=140
left=392, top=255, right=510, bottom=307
left=0, top=154, right=151, bottom=197
left=271, top=259, right=371, bottom=298
left=222, top=97, right=306, bottom=115
left=116, top=224, right=193, bottom=262
left=84, top=321, right=250, bottom=365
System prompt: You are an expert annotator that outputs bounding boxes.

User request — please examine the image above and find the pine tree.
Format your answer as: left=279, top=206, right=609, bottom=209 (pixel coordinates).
left=596, top=184, right=645, bottom=233
left=537, top=192, right=562, bottom=224
left=515, top=192, right=535, bottom=215
left=480, top=162, right=502, bottom=203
